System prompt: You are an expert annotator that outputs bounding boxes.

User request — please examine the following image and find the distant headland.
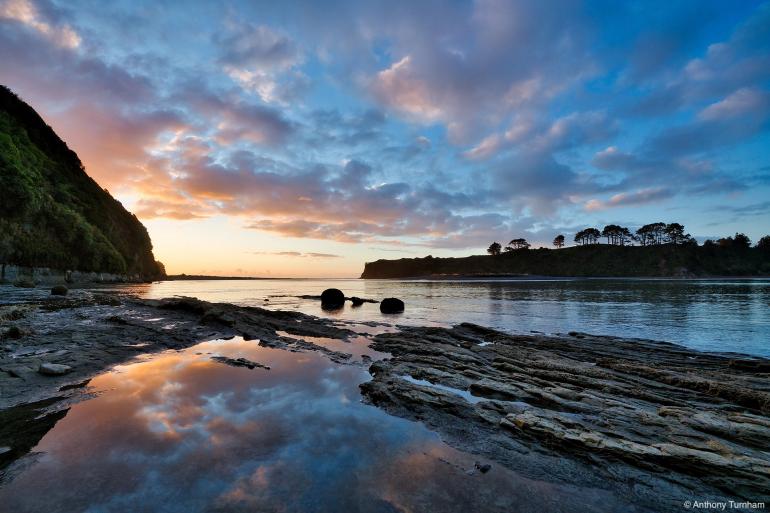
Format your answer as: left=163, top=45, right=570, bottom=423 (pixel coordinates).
left=165, top=274, right=294, bottom=281
left=361, top=225, right=770, bottom=279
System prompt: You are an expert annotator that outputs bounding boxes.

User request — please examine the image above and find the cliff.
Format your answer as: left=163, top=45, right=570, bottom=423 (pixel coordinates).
left=361, top=244, right=770, bottom=279
left=0, top=86, right=164, bottom=282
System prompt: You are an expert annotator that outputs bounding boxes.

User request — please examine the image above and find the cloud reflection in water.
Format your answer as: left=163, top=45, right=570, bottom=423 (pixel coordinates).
left=0, top=338, right=634, bottom=513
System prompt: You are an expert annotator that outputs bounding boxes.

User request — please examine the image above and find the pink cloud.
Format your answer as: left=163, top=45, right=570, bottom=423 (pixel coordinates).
left=698, top=87, right=769, bottom=121
left=585, top=187, right=675, bottom=211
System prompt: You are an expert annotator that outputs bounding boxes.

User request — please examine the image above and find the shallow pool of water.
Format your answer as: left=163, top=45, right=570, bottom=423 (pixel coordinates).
left=0, top=337, right=648, bottom=513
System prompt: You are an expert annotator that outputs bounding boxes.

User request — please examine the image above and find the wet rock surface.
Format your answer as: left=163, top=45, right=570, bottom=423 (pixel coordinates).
left=360, top=323, right=770, bottom=512
left=37, top=363, right=71, bottom=376
left=0, top=295, right=354, bottom=409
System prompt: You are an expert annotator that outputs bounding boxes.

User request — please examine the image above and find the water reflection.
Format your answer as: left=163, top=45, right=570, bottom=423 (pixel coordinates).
left=0, top=338, right=646, bottom=513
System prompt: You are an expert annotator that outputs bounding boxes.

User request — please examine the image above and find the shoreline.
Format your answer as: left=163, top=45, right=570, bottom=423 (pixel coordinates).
left=1, top=294, right=768, bottom=511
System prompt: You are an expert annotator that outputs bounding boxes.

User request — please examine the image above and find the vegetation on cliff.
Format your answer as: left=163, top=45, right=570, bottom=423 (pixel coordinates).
left=0, top=86, right=164, bottom=279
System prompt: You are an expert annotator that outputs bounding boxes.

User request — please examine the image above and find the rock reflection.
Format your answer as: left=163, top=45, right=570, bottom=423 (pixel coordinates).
left=0, top=337, right=644, bottom=512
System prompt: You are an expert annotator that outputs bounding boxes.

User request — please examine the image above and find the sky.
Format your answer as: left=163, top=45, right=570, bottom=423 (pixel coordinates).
left=1, top=0, right=769, bottom=277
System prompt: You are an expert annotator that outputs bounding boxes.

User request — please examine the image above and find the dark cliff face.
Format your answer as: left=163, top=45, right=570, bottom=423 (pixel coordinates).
left=0, top=86, right=165, bottom=280
left=361, top=245, right=770, bottom=278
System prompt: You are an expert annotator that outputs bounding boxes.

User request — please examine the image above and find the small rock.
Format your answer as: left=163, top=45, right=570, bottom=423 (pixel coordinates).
left=211, top=356, right=270, bottom=370
left=51, top=285, right=68, bottom=296
left=380, top=297, right=405, bottom=314
left=350, top=297, right=365, bottom=307
left=106, top=315, right=128, bottom=325
left=474, top=461, right=492, bottom=473
left=321, top=288, right=345, bottom=309
left=38, top=363, right=72, bottom=376
left=5, top=326, right=23, bottom=339
left=13, top=279, right=35, bottom=288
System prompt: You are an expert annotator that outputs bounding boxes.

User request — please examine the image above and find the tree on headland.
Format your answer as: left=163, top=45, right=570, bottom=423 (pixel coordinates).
left=716, top=233, right=749, bottom=250
left=601, top=225, right=634, bottom=246
left=664, top=223, right=692, bottom=245
left=553, top=234, right=565, bottom=248
left=733, top=233, right=752, bottom=249
left=487, top=242, right=502, bottom=256
left=508, top=238, right=531, bottom=250
left=503, top=245, right=514, bottom=252
left=574, top=228, right=601, bottom=245
left=714, top=233, right=752, bottom=250
left=757, top=235, right=770, bottom=252
left=636, top=222, right=666, bottom=245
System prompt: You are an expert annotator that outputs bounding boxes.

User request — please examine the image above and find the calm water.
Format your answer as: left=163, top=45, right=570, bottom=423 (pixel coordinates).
left=93, top=278, right=770, bottom=357
left=0, top=338, right=643, bottom=513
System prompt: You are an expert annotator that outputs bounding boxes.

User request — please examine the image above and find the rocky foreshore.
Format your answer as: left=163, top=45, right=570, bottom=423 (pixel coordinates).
left=0, top=295, right=354, bottom=409
left=1, top=294, right=768, bottom=511
left=361, top=324, right=770, bottom=511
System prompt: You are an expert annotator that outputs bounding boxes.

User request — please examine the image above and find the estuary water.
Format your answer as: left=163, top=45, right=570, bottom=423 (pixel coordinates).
left=110, top=278, right=770, bottom=357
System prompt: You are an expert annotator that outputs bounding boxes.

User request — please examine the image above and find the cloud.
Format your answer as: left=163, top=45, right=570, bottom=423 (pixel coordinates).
left=371, top=56, right=444, bottom=123
left=367, top=0, right=593, bottom=142
left=585, top=187, right=675, bottom=211
left=306, top=108, right=386, bottom=148
left=698, top=87, right=770, bottom=121
left=625, top=3, right=770, bottom=117
left=482, top=110, right=616, bottom=159
left=252, top=251, right=342, bottom=258
left=216, top=21, right=307, bottom=104
left=215, top=102, right=295, bottom=146
left=0, top=0, right=80, bottom=48
left=592, top=146, right=641, bottom=171
left=711, top=200, right=770, bottom=221
left=217, top=22, right=299, bottom=71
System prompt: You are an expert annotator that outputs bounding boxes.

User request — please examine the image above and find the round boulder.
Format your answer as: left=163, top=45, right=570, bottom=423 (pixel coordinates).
left=51, top=285, right=68, bottom=296
left=320, top=288, right=345, bottom=309
left=380, top=297, right=405, bottom=314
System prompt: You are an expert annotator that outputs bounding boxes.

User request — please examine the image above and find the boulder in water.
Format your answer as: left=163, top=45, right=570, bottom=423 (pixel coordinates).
left=380, top=297, right=404, bottom=314
left=5, top=326, right=23, bottom=339
left=51, top=285, right=68, bottom=296
left=350, top=297, right=365, bottom=307
left=321, top=288, right=345, bottom=309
